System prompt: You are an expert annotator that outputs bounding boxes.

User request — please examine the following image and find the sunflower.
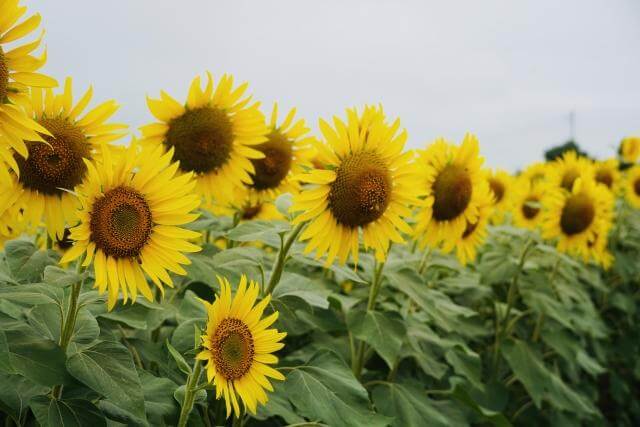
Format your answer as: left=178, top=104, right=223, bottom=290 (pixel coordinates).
left=520, top=161, right=549, bottom=184
left=6, top=78, right=126, bottom=239
left=541, top=177, right=614, bottom=260
left=60, top=142, right=202, bottom=310
left=140, top=72, right=268, bottom=205
left=291, top=106, right=421, bottom=265
left=0, top=186, right=23, bottom=249
left=593, top=158, right=621, bottom=194
left=624, top=165, right=640, bottom=208
left=548, top=150, right=594, bottom=191
left=620, top=136, right=640, bottom=164
left=414, top=133, right=492, bottom=251
left=442, top=184, right=493, bottom=265
left=243, top=103, right=314, bottom=203
left=196, top=275, right=285, bottom=418
left=486, top=169, right=514, bottom=223
left=511, top=177, right=545, bottom=230
left=583, top=230, right=613, bottom=269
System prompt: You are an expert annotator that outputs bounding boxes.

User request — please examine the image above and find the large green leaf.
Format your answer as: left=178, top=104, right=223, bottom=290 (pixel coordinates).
left=0, top=283, right=63, bottom=307
left=272, top=273, right=330, bottom=310
left=501, top=339, right=599, bottom=416
left=346, top=309, right=406, bottom=369
left=226, top=219, right=290, bottom=247
left=30, top=396, right=106, bottom=427
left=284, top=350, right=390, bottom=427
left=255, top=382, right=305, bottom=424
left=66, top=341, right=146, bottom=422
left=27, top=304, right=99, bottom=346
left=372, top=382, right=467, bottom=427
left=4, top=240, right=58, bottom=283
left=0, top=374, right=47, bottom=422
left=139, top=371, right=179, bottom=424
left=43, top=265, right=89, bottom=288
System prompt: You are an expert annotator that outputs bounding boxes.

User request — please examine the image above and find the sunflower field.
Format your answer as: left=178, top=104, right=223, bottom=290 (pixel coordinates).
left=1, top=2, right=640, bottom=427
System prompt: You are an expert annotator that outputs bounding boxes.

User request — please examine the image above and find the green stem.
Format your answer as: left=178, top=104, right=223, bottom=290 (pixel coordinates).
left=228, top=212, right=242, bottom=249
left=264, top=222, right=305, bottom=295
left=352, top=261, right=386, bottom=378
left=52, top=261, right=85, bottom=399
left=417, top=247, right=431, bottom=275
left=177, top=359, right=204, bottom=427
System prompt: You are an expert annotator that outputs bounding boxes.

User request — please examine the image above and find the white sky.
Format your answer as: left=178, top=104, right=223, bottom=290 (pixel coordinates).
left=31, top=0, right=640, bottom=170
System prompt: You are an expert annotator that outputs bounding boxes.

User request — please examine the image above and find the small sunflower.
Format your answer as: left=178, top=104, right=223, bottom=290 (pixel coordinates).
left=244, top=103, right=314, bottom=203
left=291, top=106, right=421, bottom=265
left=593, top=158, right=621, bottom=194
left=548, top=150, right=594, bottom=191
left=140, top=72, right=268, bottom=205
left=620, top=136, right=640, bottom=164
left=0, top=0, right=58, bottom=185
left=196, top=275, right=286, bottom=418
left=486, top=169, right=514, bottom=224
left=541, top=177, right=614, bottom=260
left=583, top=230, right=614, bottom=269
left=414, top=133, right=492, bottom=251
left=8, top=78, right=126, bottom=239
left=442, top=184, right=493, bottom=265
left=624, top=165, right=640, bottom=208
left=520, top=161, right=549, bottom=185
left=511, top=177, right=545, bottom=230
left=60, top=142, right=202, bottom=310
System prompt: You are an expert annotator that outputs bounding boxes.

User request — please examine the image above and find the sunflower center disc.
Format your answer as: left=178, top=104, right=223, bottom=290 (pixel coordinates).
left=250, top=130, right=293, bottom=190
left=90, top=186, right=153, bottom=258
left=212, top=318, right=254, bottom=380
left=522, top=197, right=540, bottom=219
left=328, top=151, right=392, bottom=228
left=242, top=204, right=262, bottom=220
left=432, top=165, right=472, bottom=221
left=489, top=178, right=505, bottom=203
left=16, top=118, right=90, bottom=195
left=561, top=169, right=579, bottom=190
left=0, top=48, right=8, bottom=102
left=165, top=107, right=234, bottom=174
left=560, top=193, right=595, bottom=235
left=595, top=170, right=613, bottom=189
left=634, top=178, right=640, bottom=196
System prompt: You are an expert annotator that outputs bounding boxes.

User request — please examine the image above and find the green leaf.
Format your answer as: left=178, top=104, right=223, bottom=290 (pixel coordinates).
left=98, top=304, right=159, bottom=330
left=0, top=374, right=48, bottom=422
left=4, top=240, right=58, bottom=283
left=27, top=304, right=99, bottom=347
left=166, top=340, right=191, bottom=376
left=66, top=341, right=147, bottom=422
left=501, top=339, right=599, bottom=416
left=275, top=193, right=293, bottom=218
left=449, top=378, right=511, bottom=427
left=140, top=371, right=179, bottom=424
left=346, top=309, right=406, bottom=369
left=43, top=266, right=88, bottom=288
left=372, top=382, right=467, bottom=427
left=171, top=318, right=205, bottom=354
left=211, top=247, right=264, bottom=285
left=173, top=385, right=207, bottom=407
left=284, top=350, right=390, bottom=427
left=30, top=396, right=106, bottom=427
left=254, top=382, right=305, bottom=424
left=0, top=283, right=63, bottom=307
left=445, top=345, right=483, bottom=389
left=292, top=254, right=367, bottom=284
left=226, top=220, right=290, bottom=247
left=272, top=273, right=330, bottom=310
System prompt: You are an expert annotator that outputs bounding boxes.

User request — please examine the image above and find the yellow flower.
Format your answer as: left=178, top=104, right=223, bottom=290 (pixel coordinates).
left=485, top=168, right=514, bottom=224
left=624, top=165, right=640, bottom=209
left=140, top=72, right=268, bottom=205
left=61, top=142, right=201, bottom=310
left=291, top=105, right=421, bottom=265
left=511, top=177, right=545, bottom=230
left=414, top=133, right=492, bottom=252
left=244, top=103, right=314, bottom=203
left=547, top=150, right=594, bottom=191
left=197, top=275, right=286, bottom=418
left=519, top=161, right=549, bottom=185
left=541, top=177, right=614, bottom=262
left=593, top=158, right=621, bottom=194
left=0, top=0, right=58, bottom=186
left=7, top=77, right=126, bottom=239
left=620, top=136, right=640, bottom=164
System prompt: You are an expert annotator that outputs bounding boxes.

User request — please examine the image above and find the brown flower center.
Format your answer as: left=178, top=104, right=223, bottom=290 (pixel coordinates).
left=211, top=318, right=254, bottom=380
left=165, top=107, right=233, bottom=174
left=241, top=204, right=262, bottom=220
left=522, top=197, right=540, bottom=219
left=634, top=178, right=640, bottom=196
left=0, top=47, right=8, bottom=102
left=595, top=169, right=613, bottom=189
left=561, top=168, right=579, bottom=191
left=15, top=118, right=90, bottom=195
left=90, top=186, right=153, bottom=258
left=250, top=130, right=293, bottom=190
left=488, top=178, right=505, bottom=203
left=432, top=165, right=472, bottom=221
left=56, top=228, right=74, bottom=251
left=560, top=193, right=595, bottom=235
left=329, top=151, right=392, bottom=228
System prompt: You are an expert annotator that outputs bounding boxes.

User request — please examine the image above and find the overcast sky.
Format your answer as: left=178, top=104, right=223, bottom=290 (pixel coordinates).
left=31, top=0, right=640, bottom=170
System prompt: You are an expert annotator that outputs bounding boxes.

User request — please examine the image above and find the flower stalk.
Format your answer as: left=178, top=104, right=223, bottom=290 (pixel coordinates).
left=264, top=222, right=305, bottom=295
left=177, top=359, right=204, bottom=427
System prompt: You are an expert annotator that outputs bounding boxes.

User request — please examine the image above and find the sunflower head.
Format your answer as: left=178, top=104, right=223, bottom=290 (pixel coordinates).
left=141, top=73, right=268, bottom=204
left=550, top=151, right=594, bottom=191
left=292, top=105, right=420, bottom=265
left=197, top=275, right=285, bottom=418
left=512, top=177, right=545, bottom=230
left=624, top=166, right=640, bottom=208
left=620, top=136, right=640, bottom=164
left=520, top=162, right=549, bottom=185
left=593, top=159, right=620, bottom=193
